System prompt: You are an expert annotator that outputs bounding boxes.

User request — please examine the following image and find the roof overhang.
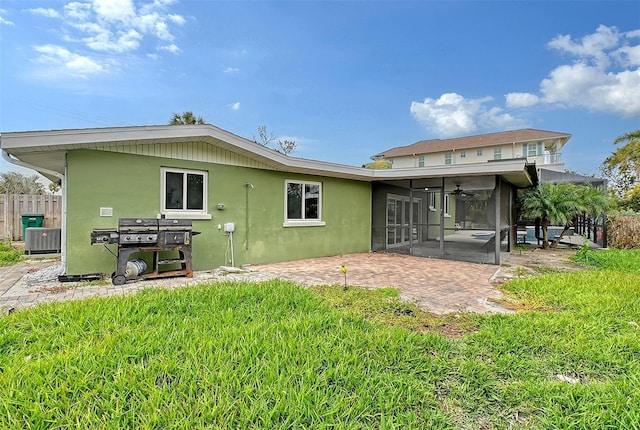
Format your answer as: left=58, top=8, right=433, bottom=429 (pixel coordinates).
left=1, top=125, right=537, bottom=187
left=368, top=158, right=536, bottom=188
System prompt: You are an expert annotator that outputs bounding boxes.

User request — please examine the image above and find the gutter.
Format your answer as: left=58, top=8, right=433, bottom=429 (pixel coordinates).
left=2, top=149, right=67, bottom=272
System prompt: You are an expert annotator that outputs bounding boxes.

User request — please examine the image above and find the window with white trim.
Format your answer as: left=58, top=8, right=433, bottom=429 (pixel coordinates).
left=418, top=155, right=425, bottom=167
left=285, top=180, right=324, bottom=226
left=460, top=151, right=466, bottom=158
left=444, top=194, right=450, bottom=216
left=493, top=147, right=502, bottom=160
left=523, top=142, right=543, bottom=157
left=161, top=167, right=208, bottom=215
left=445, top=153, right=452, bottom=165
left=477, top=149, right=483, bottom=156
left=428, top=192, right=437, bottom=210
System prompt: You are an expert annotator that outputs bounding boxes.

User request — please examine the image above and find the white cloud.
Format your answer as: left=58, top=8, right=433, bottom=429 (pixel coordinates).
left=410, top=92, right=529, bottom=137
left=540, top=63, right=640, bottom=116
left=231, top=102, right=241, bottom=111
left=0, top=8, right=15, bottom=25
left=159, top=43, right=180, bottom=54
left=63, top=2, right=92, bottom=21
left=549, top=24, right=620, bottom=69
left=56, top=1, right=185, bottom=54
left=28, top=8, right=61, bottom=18
left=612, top=44, right=640, bottom=68
left=505, top=92, right=540, bottom=108
left=168, top=14, right=185, bottom=25
left=84, top=28, right=142, bottom=52
left=23, top=0, right=186, bottom=80
left=506, top=25, right=640, bottom=118
left=92, top=0, right=136, bottom=23
left=34, top=44, right=105, bottom=78
left=224, top=67, right=240, bottom=74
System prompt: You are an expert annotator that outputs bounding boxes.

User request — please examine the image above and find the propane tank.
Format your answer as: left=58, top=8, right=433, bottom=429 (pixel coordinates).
left=124, top=259, right=147, bottom=279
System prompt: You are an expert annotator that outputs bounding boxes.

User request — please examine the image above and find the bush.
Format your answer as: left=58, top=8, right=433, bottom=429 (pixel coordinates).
left=607, top=214, right=640, bottom=249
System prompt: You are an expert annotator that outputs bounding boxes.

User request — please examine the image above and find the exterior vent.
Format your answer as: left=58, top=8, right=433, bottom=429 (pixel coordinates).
left=25, top=228, right=62, bottom=255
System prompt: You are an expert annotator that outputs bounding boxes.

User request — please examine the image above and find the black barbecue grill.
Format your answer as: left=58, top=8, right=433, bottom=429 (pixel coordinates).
left=91, top=218, right=198, bottom=285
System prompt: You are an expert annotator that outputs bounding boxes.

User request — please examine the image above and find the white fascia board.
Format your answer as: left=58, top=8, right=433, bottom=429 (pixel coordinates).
left=0, top=125, right=374, bottom=181
left=369, top=159, right=530, bottom=179
left=0, top=125, right=535, bottom=185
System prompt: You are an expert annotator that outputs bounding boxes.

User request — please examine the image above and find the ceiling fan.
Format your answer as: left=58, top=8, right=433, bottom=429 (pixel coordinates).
left=452, top=184, right=474, bottom=197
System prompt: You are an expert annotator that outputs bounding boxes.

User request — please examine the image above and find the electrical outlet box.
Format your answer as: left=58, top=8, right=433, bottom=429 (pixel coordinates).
left=224, top=222, right=235, bottom=233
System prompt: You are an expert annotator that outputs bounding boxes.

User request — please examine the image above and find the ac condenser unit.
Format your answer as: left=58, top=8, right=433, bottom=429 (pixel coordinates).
left=25, top=227, right=62, bottom=255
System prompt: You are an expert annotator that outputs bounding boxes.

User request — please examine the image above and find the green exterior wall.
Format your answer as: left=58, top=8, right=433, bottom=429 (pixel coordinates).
left=66, top=149, right=371, bottom=275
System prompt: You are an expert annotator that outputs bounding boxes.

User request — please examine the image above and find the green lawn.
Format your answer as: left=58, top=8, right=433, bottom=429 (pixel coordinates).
left=0, top=242, right=23, bottom=267
left=1, top=249, right=639, bottom=429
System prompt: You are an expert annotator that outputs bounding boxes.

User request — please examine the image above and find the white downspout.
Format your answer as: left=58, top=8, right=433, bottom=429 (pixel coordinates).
left=2, top=150, right=68, bottom=272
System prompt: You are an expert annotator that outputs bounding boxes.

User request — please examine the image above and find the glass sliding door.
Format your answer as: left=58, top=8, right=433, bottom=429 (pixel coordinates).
left=386, top=194, right=421, bottom=248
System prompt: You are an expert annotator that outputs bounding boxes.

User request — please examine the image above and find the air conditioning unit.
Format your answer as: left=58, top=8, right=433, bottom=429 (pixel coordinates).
left=25, top=228, right=62, bottom=255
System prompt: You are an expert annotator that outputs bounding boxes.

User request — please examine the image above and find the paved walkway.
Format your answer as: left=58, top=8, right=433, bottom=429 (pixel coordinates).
left=1, top=252, right=508, bottom=315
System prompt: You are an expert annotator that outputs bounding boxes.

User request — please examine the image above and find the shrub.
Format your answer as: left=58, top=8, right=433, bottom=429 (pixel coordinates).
left=607, top=214, right=640, bottom=249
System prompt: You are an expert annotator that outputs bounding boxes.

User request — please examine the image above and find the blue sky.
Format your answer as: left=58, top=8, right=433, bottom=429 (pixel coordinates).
left=1, top=0, right=639, bottom=179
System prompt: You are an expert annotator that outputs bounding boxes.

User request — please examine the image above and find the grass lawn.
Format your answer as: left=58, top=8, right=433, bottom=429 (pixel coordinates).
left=1, top=249, right=639, bottom=429
left=0, top=242, right=24, bottom=267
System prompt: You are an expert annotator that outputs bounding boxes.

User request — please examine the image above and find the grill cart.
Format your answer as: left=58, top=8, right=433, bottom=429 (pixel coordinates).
left=91, top=218, right=198, bottom=285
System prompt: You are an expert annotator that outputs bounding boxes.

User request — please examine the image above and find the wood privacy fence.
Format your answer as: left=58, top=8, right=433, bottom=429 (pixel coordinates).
left=0, top=194, right=62, bottom=241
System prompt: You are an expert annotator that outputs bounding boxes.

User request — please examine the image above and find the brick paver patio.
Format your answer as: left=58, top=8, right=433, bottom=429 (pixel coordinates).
left=253, top=252, right=506, bottom=314
left=1, top=252, right=508, bottom=315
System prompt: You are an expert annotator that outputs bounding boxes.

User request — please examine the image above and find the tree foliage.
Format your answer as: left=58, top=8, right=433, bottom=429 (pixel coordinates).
left=618, top=183, right=640, bottom=212
left=0, top=172, right=46, bottom=195
left=520, top=182, right=609, bottom=248
left=602, top=130, right=640, bottom=206
left=253, top=125, right=297, bottom=156
left=169, top=111, right=205, bottom=125
left=604, top=130, right=640, bottom=172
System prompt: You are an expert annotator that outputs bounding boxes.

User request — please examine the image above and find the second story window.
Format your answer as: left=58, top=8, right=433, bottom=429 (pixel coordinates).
left=460, top=151, right=466, bottom=158
left=477, top=149, right=483, bottom=156
left=494, top=148, right=502, bottom=160
left=418, top=155, right=425, bottom=167
left=445, top=153, right=452, bottom=165
left=523, top=142, right=544, bottom=157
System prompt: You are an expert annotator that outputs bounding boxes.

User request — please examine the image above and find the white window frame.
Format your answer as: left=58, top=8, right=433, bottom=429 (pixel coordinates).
left=284, top=180, right=325, bottom=227
left=418, top=155, right=425, bottom=167
left=477, top=149, right=483, bottom=156
left=524, top=142, right=543, bottom=157
left=444, top=153, right=452, bottom=165
left=494, top=147, right=502, bottom=160
left=444, top=193, right=451, bottom=217
left=160, top=167, right=211, bottom=219
left=460, top=151, right=466, bottom=158
left=428, top=192, right=437, bottom=211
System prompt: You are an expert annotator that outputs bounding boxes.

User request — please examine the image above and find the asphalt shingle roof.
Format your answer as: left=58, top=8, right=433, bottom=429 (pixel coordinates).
left=374, top=128, right=571, bottom=158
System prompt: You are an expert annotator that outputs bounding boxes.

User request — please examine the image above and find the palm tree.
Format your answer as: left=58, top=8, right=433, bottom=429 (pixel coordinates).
left=604, top=130, right=640, bottom=172
left=169, top=111, right=205, bottom=125
left=520, top=182, right=609, bottom=248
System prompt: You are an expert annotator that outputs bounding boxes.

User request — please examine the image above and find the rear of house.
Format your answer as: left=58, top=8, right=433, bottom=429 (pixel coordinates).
left=2, top=124, right=539, bottom=275
left=2, top=126, right=372, bottom=275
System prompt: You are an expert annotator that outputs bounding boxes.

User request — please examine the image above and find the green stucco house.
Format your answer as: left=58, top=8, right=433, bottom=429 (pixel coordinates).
left=1, top=124, right=538, bottom=275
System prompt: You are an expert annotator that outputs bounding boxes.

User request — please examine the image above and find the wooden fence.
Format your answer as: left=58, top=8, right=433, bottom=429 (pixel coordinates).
left=0, top=194, right=62, bottom=241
